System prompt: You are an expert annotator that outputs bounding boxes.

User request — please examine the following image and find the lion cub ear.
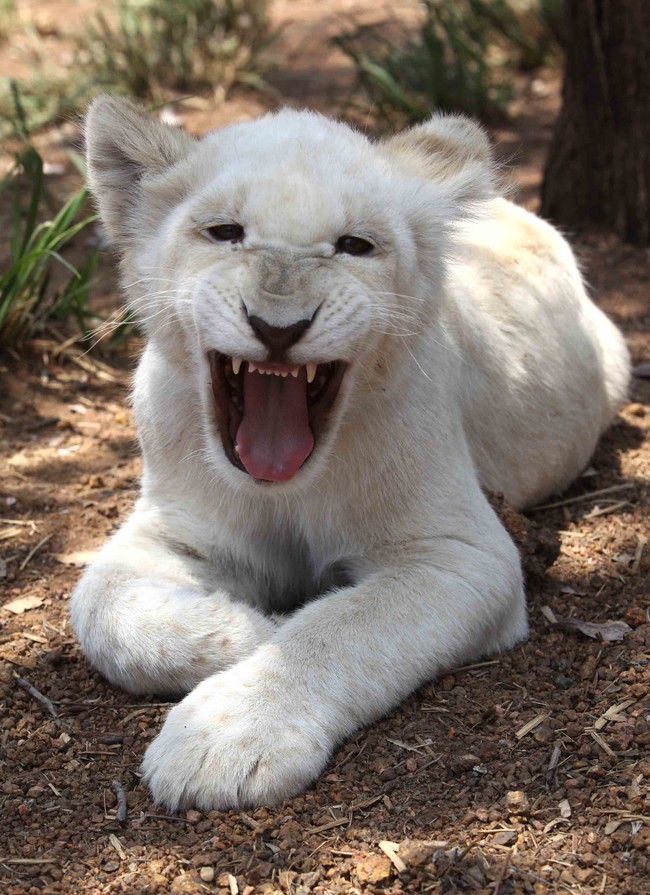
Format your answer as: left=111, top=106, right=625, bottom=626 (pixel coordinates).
left=383, top=113, right=499, bottom=207
left=84, top=94, right=196, bottom=246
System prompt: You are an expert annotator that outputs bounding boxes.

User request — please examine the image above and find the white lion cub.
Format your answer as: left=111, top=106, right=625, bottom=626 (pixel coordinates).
left=71, top=96, right=630, bottom=810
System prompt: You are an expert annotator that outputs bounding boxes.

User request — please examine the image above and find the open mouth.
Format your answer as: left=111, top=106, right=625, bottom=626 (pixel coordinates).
left=208, top=352, right=346, bottom=482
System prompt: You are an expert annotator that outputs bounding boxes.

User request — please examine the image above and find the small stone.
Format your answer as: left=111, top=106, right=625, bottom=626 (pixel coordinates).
left=104, top=861, right=120, bottom=873
left=625, top=606, right=648, bottom=628
left=171, top=874, right=204, bottom=894
left=399, top=839, right=435, bottom=867
left=354, top=852, right=392, bottom=884
left=2, top=783, right=22, bottom=795
left=631, top=828, right=650, bottom=852
left=185, top=809, right=201, bottom=823
left=492, top=830, right=517, bottom=846
left=200, top=867, right=215, bottom=883
left=533, top=725, right=554, bottom=744
left=505, top=790, right=530, bottom=815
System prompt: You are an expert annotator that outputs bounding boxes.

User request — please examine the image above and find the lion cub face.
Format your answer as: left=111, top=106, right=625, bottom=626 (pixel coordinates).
left=86, top=100, right=494, bottom=488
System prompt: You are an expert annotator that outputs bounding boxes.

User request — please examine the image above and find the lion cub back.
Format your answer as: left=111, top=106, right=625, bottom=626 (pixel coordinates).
left=444, top=197, right=630, bottom=508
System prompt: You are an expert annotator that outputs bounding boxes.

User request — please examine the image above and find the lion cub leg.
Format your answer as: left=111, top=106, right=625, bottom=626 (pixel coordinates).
left=142, top=520, right=527, bottom=810
left=70, top=509, right=276, bottom=695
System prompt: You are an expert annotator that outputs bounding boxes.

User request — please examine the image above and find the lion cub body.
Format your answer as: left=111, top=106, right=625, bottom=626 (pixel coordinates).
left=71, top=98, right=630, bottom=810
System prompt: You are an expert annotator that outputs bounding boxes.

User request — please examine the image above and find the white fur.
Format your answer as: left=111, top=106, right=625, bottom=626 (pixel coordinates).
left=71, top=97, right=630, bottom=810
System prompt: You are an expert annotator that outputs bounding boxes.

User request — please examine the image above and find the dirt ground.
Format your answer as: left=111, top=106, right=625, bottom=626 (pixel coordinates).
left=1, top=2, right=649, bottom=894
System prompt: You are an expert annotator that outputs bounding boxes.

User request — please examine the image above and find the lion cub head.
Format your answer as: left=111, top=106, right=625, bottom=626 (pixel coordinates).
left=85, top=97, right=497, bottom=486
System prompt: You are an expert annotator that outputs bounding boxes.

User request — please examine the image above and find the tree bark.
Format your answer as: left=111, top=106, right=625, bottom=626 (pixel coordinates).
left=541, top=0, right=650, bottom=245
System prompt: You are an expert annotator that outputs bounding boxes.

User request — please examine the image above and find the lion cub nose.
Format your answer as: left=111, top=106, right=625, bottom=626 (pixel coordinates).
left=247, top=315, right=312, bottom=358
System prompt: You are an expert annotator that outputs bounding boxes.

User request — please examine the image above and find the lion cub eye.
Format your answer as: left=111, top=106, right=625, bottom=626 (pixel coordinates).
left=336, top=235, right=374, bottom=256
left=205, top=223, right=245, bottom=243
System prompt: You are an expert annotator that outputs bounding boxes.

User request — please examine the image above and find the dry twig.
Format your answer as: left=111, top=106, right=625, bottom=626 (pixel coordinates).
left=111, top=780, right=128, bottom=826
left=546, top=743, right=561, bottom=779
left=532, top=482, right=636, bottom=511
left=14, top=674, right=59, bottom=724
left=378, top=840, right=407, bottom=873
left=515, top=714, right=547, bottom=740
left=19, top=533, right=53, bottom=571
left=631, top=534, right=648, bottom=574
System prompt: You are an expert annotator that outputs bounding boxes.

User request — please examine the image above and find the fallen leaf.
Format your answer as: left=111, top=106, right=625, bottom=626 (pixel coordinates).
left=52, top=550, right=98, bottom=567
left=543, top=817, right=570, bottom=833
left=552, top=616, right=631, bottom=642
left=3, top=595, right=44, bottom=614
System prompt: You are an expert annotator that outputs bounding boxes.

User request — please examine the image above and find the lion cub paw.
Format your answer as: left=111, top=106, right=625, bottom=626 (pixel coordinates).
left=142, top=656, right=334, bottom=811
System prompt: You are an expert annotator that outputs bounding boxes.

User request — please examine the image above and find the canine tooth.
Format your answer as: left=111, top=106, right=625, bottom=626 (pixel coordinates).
left=306, top=363, right=317, bottom=384
left=232, top=357, right=242, bottom=375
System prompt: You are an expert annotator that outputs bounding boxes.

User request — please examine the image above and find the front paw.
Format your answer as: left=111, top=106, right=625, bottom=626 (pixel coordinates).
left=141, top=658, right=334, bottom=810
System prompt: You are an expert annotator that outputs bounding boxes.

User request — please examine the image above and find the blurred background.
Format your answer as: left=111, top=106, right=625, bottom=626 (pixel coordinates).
left=1, top=0, right=647, bottom=351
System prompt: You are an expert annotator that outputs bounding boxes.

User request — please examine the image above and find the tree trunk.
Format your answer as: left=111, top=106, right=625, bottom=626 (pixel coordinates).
left=541, top=0, right=650, bottom=245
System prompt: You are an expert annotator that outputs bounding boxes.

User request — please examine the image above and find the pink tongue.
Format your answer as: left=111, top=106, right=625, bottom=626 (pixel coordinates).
left=237, top=367, right=314, bottom=481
